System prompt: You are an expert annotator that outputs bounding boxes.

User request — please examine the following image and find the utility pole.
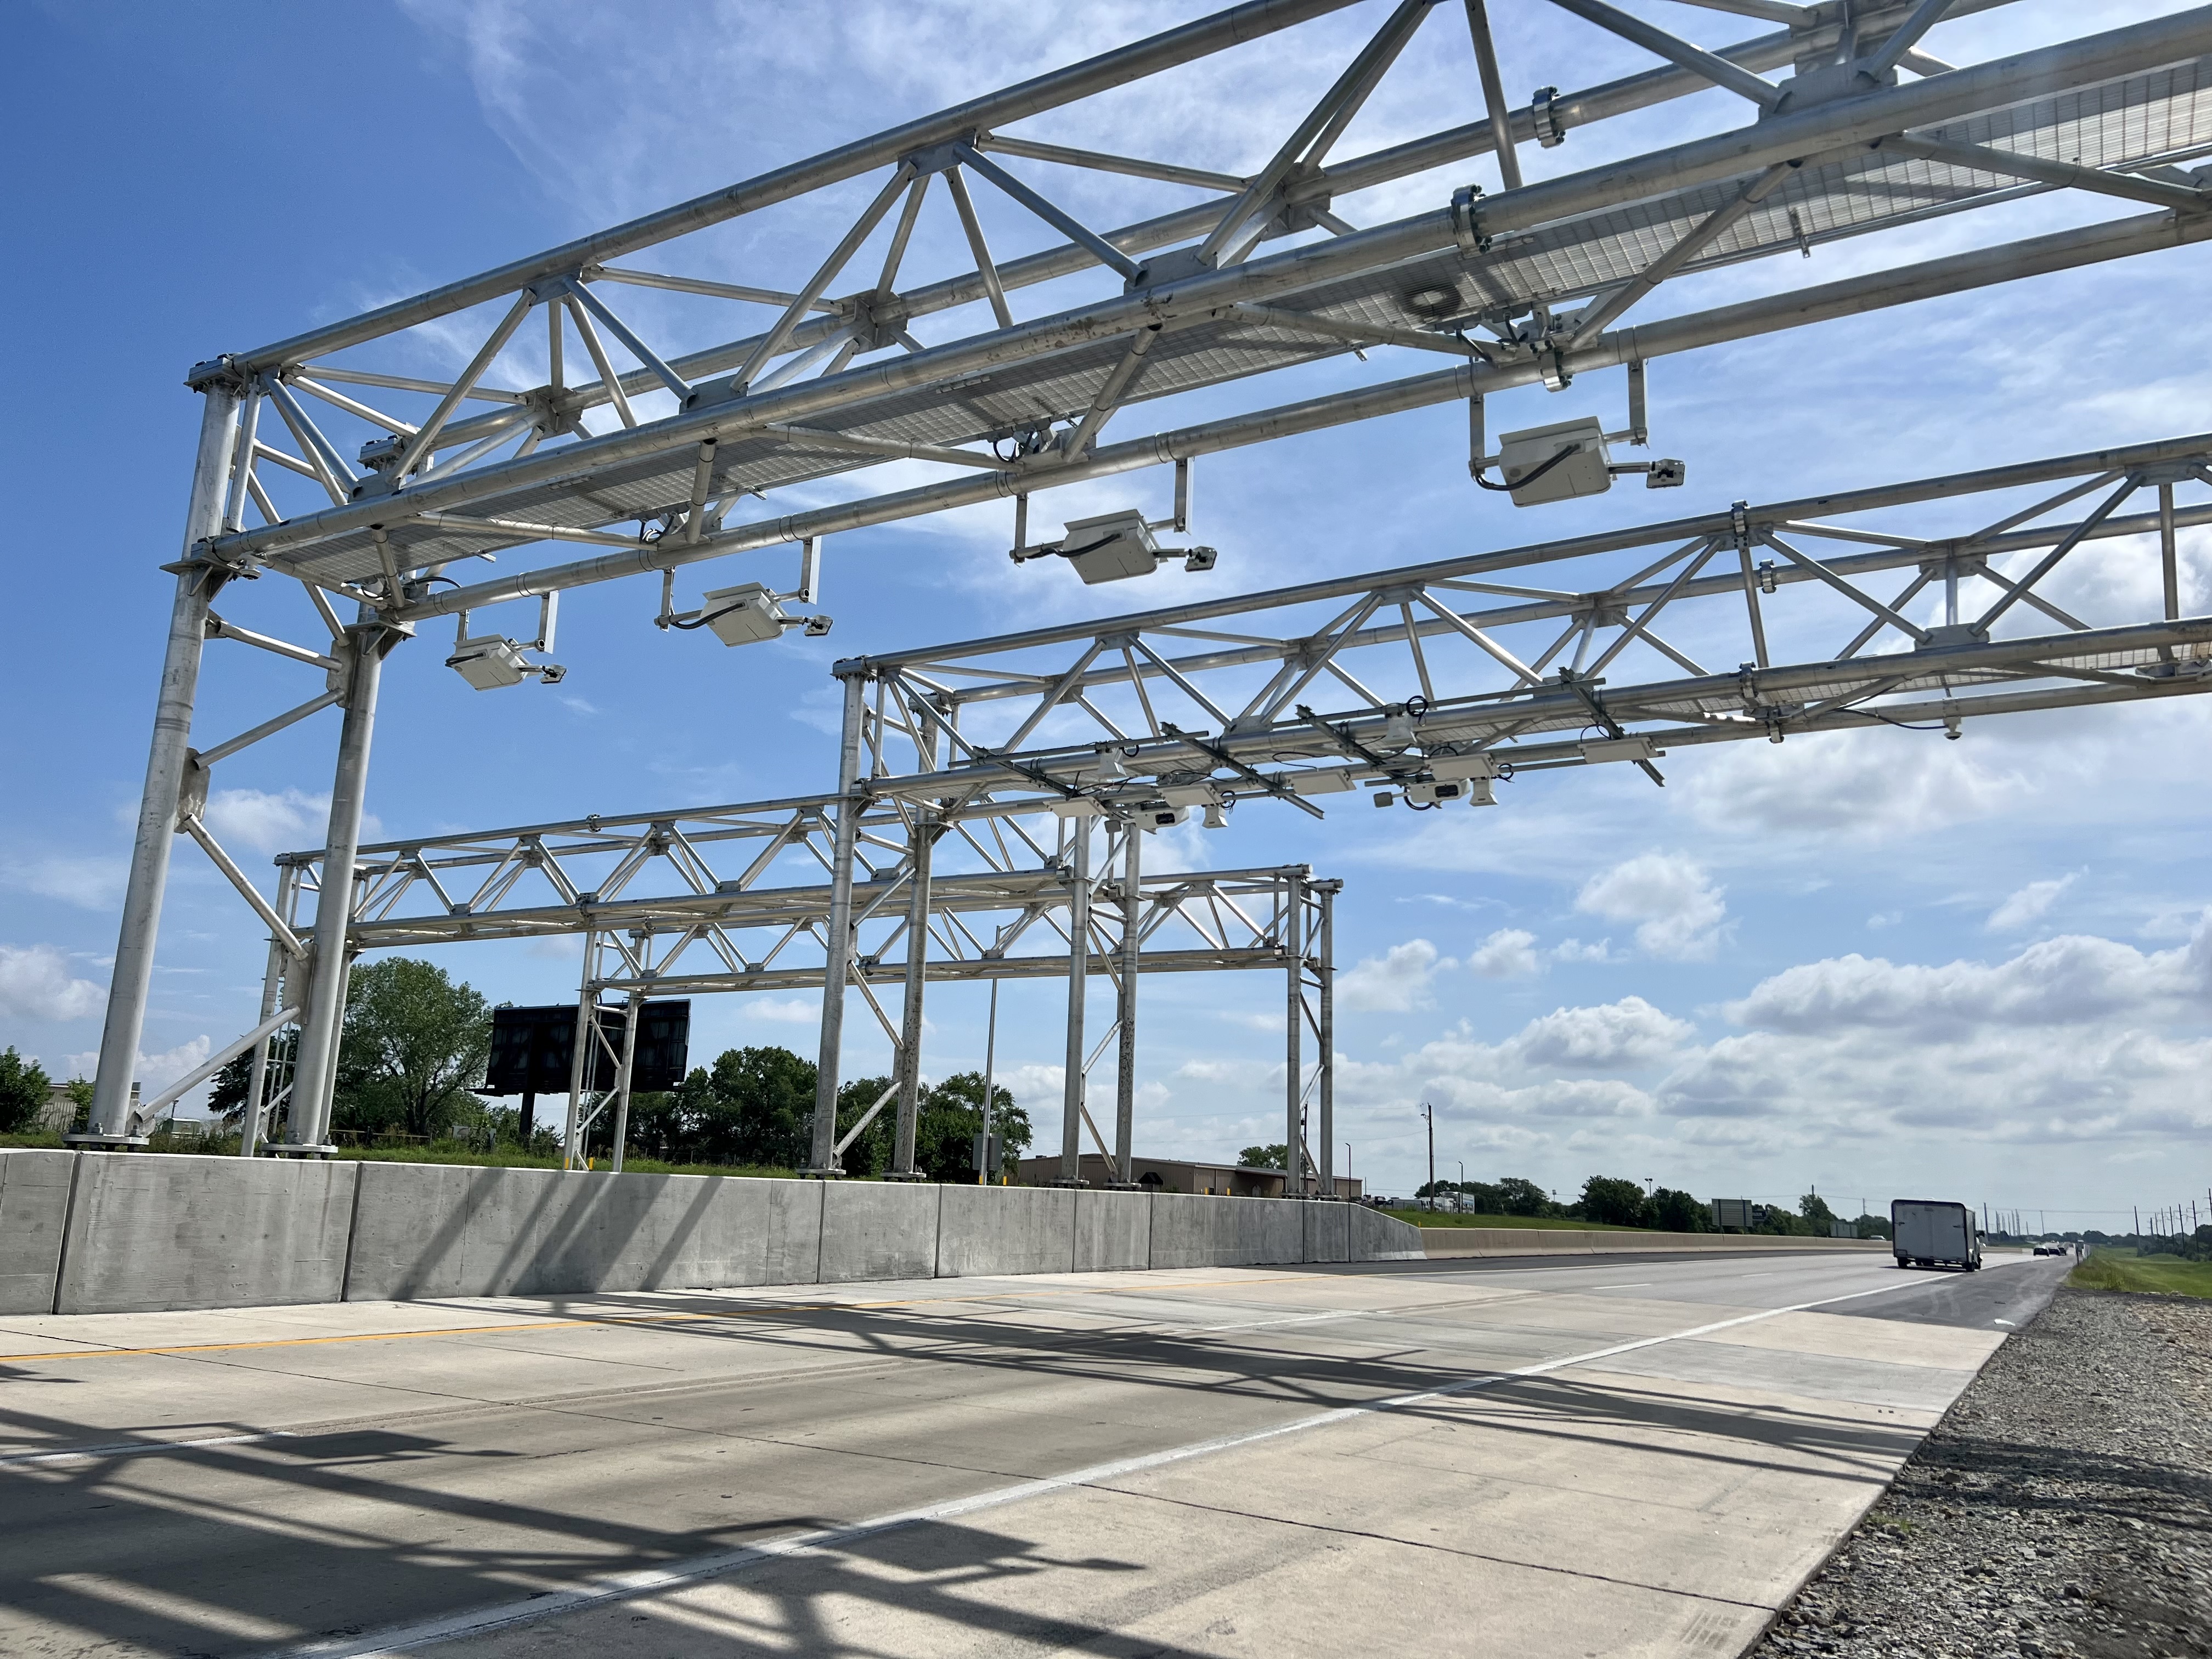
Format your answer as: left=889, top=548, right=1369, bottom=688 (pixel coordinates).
left=1424, top=1102, right=1435, bottom=1211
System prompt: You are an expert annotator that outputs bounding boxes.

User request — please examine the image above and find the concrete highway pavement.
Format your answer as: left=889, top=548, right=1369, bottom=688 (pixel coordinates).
left=0, top=1249, right=2065, bottom=1657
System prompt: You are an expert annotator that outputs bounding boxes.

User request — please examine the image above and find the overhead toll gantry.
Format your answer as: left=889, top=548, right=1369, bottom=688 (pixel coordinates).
left=80, top=0, right=2212, bottom=1173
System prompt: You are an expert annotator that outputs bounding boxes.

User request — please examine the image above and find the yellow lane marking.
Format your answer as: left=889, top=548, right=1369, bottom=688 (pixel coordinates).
left=0, top=1273, right=1336, bottom=1365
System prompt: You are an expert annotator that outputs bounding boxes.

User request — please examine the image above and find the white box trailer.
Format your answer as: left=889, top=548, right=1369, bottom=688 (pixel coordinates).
left=1892, top=1199, right=1982, bottom=1271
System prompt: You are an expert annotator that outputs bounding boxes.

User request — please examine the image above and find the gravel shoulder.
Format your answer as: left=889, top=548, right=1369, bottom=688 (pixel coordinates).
left=1748, top=1285, right=2211, bottom=1659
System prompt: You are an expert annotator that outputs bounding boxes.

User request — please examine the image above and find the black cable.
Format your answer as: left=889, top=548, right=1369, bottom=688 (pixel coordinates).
left=665, top=602, right=753, bottom=632
left=1474, top=443, right=1577, bottom=494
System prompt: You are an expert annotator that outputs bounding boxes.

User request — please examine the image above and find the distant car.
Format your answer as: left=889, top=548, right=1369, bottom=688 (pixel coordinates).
left=2032, top=1243, right=2066, bottom=1257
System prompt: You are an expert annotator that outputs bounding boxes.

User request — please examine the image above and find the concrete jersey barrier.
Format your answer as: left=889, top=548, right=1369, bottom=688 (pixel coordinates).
left=0, top=1150, right=1424, bottom=1316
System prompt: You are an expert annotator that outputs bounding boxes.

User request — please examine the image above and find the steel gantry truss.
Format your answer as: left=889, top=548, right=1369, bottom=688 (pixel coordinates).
left=235, top=793, right=1335, bottom=1183
left=83, top=0, right=2212, bottom=1154
left=833, top=430, right=2212, bottom=805
left=809, top=428, right=2212, bottom=1181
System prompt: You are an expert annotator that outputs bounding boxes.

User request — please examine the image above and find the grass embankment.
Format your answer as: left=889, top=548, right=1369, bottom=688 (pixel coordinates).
left=2069, top=1249, right=2212, bottom=1299
left=1385, top=1209, right=1645, bottom=1231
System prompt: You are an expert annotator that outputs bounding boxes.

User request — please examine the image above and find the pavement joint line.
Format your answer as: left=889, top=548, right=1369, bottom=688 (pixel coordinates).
left=0, top=1272, right=1326, bottom=1365
left=277, top=1263, right=1984, bottom=1659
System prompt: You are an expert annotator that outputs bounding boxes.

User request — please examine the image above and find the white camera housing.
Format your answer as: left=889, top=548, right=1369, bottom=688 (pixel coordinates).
left=1497, top=417, right=1613, bottom=505
left=698, top=583, right=791, bottom=646
left=447, top=636, right=532, bottom=691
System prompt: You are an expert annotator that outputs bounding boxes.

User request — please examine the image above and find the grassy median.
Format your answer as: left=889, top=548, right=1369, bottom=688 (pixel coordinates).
left=1386, top=1209, right=1646, bottom=1231
left=2069, top=1249, right=2212, bottom=1299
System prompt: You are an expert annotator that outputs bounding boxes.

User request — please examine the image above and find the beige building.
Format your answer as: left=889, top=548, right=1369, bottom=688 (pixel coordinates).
left=1016, top=1152, right=1362, bottom=1201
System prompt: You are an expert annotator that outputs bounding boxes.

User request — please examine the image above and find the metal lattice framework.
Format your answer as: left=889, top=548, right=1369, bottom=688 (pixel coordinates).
left=820, top=429, right=2212, bottom=1187
left=223, top=795, right=1335, bottom=1181
left=82, top=0, right=2212, bottom=1168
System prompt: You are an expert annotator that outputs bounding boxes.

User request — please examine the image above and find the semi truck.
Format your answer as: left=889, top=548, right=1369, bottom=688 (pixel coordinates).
left=1891, top=1199, right=1982, bottom=1271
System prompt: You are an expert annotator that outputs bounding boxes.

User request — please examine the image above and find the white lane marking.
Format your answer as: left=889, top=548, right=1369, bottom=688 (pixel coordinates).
left=0, top=1431, right=294, bottom=1468
left=1191, top=1308, right=1383, bottom=1334
left=1994, top=1319, right=2015, bottom=1327
left=1581, top=1283, right=1654, bottom=1290
left=287, top=1269, right=1968, bottom=1657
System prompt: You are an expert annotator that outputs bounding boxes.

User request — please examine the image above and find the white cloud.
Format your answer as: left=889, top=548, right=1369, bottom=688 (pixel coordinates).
left=202, top=788, right=356, bottom=855
left=1575, top=853, right=1729, bottom=960
left=1641, top=916, right=2212, bottom=1148
left=0, top=944, right=105, bottom=1021
left=4, top=855, right=128, bottom=911
left=1987, top=874, right=2078, bottom=932
left=741, top=996, right=817, bottom=1024
left=1339, top=939, right=1447, bottom=1012
left=1507, top=997, right=1692, bottom=1070
left=1679, top=730, right=2032, bottom=841
left=1466, top=928, right=1538, bottom=979
left=1553, top=937, right=1618, bottom=963
left=1724, top=927, right=2208, bottom=1039
left=63, top=1037, right=217, bottom=1115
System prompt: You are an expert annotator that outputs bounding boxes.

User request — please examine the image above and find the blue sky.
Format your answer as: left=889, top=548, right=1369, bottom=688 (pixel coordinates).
left=3, top=0, right=2208, bottom=1227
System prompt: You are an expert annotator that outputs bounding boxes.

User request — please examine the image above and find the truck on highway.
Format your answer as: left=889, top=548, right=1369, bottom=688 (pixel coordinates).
left=1891, top=1199, right=1982, bottom=1271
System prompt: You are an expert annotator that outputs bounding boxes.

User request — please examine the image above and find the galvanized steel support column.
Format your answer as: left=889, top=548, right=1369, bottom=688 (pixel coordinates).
left=562, top=930, right=597, bottom=1168
left=610, top=988, right=641, bottom=1173
left=890, top=809, right=934, bottom=1177
left=1284, top=871, right=1305, bottom=1198
left=85, top=382, right=242, bottom=1141
left=239, top=863, right=299, bottom=1158
left=1057, top=812, right=1092, bottom=1185
left=283, top=608, right=397, bottom=1152
left=808, top=673, right=868, bottom=1174
left=1316, top=879, right=1336, bottom=1200
left=1113, top=818, right=1141, bottom=1186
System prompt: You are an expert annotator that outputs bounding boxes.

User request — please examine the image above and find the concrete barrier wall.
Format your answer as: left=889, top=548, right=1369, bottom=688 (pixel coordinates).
left=0, top=1150, right=75, bottom=1314
left=1074, top=1188, right=1150, bottom=1272
left=1419, top=1226, right=1888, bottom=1258
left=343, top=1163, right=826, bottom=1300
left=937, top=1183, right=1075, bottom=1279
left=820, top=1180, right=941, bottom=1284
left=9, top=1150, right=1425, bottom=1315
left=1348, top=1204, right=1427, bottom=1262
left=55, top=1154, right=358, bottom=1315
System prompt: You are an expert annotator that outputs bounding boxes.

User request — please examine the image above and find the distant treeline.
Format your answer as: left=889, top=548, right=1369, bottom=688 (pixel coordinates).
left=1410, top=1174, right=1892, bottom=1238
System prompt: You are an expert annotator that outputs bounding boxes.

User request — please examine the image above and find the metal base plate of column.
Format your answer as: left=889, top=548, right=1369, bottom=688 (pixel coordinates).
left=64, top=1135, right=151, bottom=1150
left=262, top=1142, right=337, bottom=1158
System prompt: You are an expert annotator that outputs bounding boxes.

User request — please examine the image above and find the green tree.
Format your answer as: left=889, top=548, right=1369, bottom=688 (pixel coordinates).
left=331, top=958, right=492, bottom=1139
left=0, top=1047, right=53, bottom=1134
left=1580, top=1175, right=1650, bottom=1228
left=1798, top=1192, right=1839, bottom=1235
left=1648, top=1187, right=1706, bottom=1233
left=1851, top=1212, right=1892, bottom=1240
left=1492, top=1176, right=1555, bottom=1217
left=836, top=1075, right=895, bottom=1176
left=1238, top=1144, right=1288, bottom=1170
left=674, top=1047, right=818, bottom=1166
left=916, top=1071, right=1030, bottom=1181
left=207, top=1032, right=295, bottom=1133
